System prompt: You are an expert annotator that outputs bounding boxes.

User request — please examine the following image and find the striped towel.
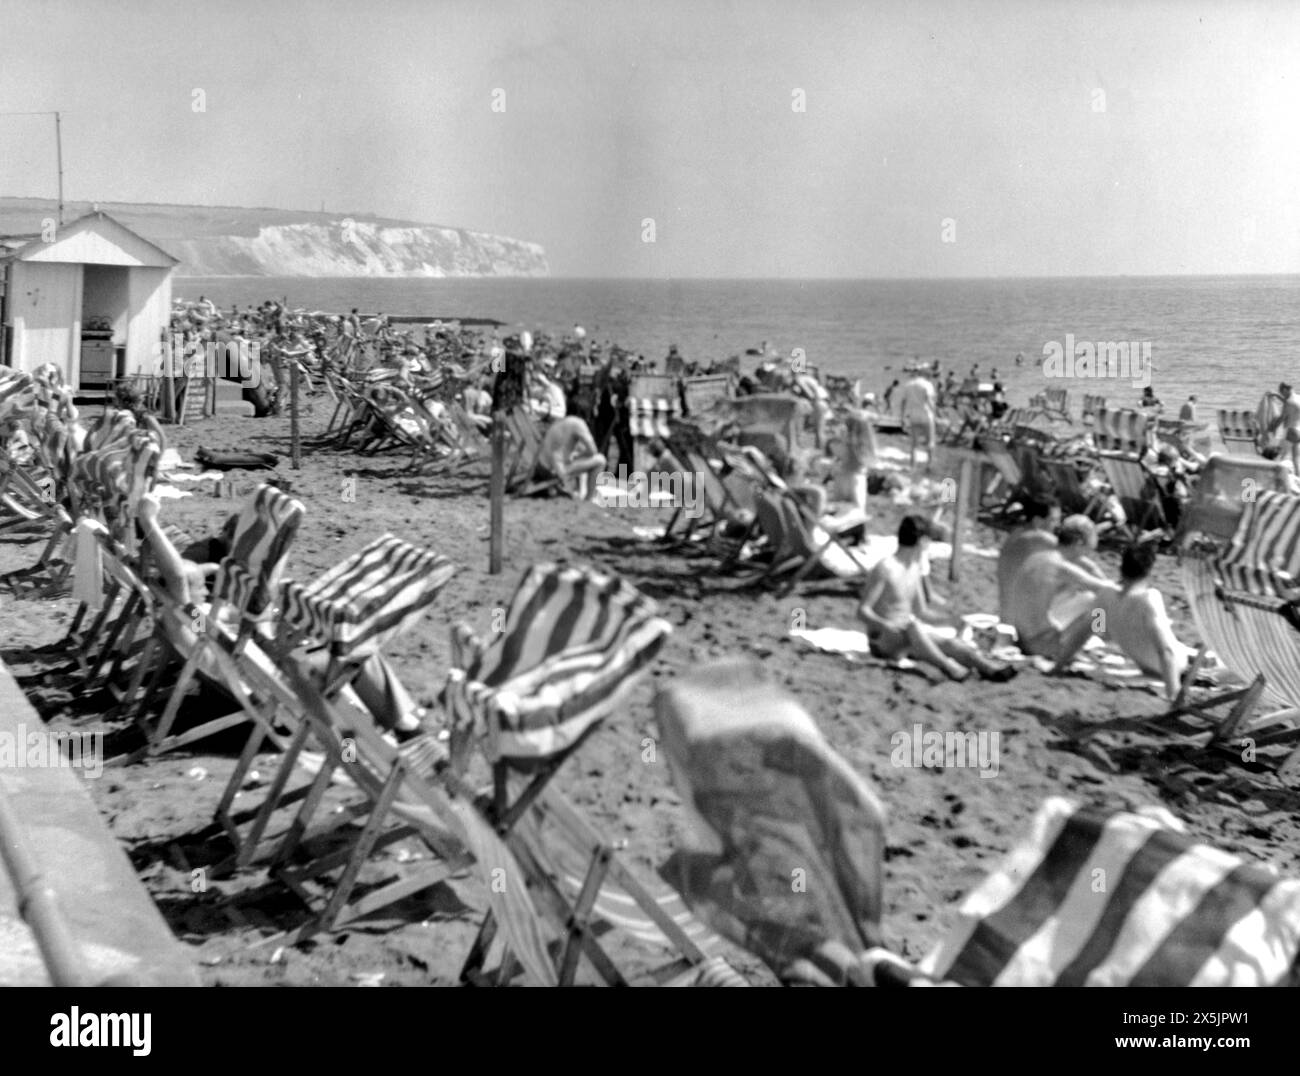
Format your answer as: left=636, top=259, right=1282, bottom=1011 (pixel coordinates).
left=281, top=534, right=457, bottom=660
left=444, top=563, right=672, bottom=761
left=920, top=796, right=1300, bottom=986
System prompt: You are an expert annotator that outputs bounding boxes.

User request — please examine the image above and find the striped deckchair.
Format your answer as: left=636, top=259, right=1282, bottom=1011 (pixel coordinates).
left=627, top=397, right=677, bottom=473
left=263, top=654, right=557, bottom=986
left=1218, top=409, right=1261, bottom=456
left=1081, top=393, right=1107, bottom=426
left=122, top=484, right=306, bottom=760
left=62, top=431, right=162, bottom=676
left=656, top=658, right=885, bottom=986
left=1093, top=408, right=1166, bottom=538
left=979, top=435, right=1033, bottom=517
left=502, top=406, right=563, bottom=496
left=657, top=423, right=753, bottom=545
left=1173, top=487, right=1300, bottom=770
left=443, top=562, right=686, bottom=985
left=225, top=535, right=457, bottom=869
left=920, top=796, right=1300, bottom=986
left=748, top=488, right=874, bottom=593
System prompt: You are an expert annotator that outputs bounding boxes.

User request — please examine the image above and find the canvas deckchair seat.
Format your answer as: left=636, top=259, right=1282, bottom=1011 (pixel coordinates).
left=0, top=370, right=37, bottom=422
left=1178, top=455, right=1293, bottom=546
left=280, top=534, right=457, bottom=665
left=656, top=658, right=887, bottom=982
left=445, top=563, right=672, bottom=762
left=1212, top=489, right=1300, bottom=597
left=922, top=796, right=1300, bottom=986
left=212, top=484, right=305, bottom=619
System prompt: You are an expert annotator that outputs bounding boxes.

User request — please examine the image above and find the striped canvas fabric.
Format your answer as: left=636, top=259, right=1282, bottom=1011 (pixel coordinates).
left=443, top=563, right=672, bottom=761
left=1216, top=489, right=1300, bottom=596
left=0, top=370, right=36, bottom=422
left=514, top=786, right=732, bottom=961
left=627, top=397, right=676, bottom=439
left=1182, top=555, right=1300, bottom=712
left=84, top=408, right=137, bottom=453
left=281, top=534, right=457, bottom=660
left=920, top=796, right=1300, bottom=986
left=1094, top=408, right=1148, bottom=456
left=212, top=484, right=305, bottom=616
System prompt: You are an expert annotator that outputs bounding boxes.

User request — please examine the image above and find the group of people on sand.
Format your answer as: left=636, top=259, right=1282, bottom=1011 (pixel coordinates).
left=855, top=494, right=1193, bottom=695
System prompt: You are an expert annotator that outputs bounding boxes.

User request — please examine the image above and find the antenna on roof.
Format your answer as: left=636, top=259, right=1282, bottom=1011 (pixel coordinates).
left=0, top=110, right=65, bottom=225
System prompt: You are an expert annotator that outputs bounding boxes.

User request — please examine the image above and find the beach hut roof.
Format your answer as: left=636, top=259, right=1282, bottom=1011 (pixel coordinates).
left=0, top=210, right=178, bottom=268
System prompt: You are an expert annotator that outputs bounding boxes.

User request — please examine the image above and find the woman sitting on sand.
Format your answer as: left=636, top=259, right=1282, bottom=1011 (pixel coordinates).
left=136, top=492, right=432, bottom=743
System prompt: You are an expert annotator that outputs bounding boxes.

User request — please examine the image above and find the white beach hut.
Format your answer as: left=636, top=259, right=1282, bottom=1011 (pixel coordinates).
left=0, top=211, right=177, bottom=392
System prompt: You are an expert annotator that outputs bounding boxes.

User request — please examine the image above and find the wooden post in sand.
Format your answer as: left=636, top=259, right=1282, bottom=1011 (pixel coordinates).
left=489, top=414, right=505, bottom=574
left=948, top=452, right=975, bottom=583
left=290, top=353, right=301, bottom=470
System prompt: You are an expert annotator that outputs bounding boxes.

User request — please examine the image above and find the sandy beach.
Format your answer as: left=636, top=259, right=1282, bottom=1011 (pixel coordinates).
left=5, top=403, right=1299, bottom=987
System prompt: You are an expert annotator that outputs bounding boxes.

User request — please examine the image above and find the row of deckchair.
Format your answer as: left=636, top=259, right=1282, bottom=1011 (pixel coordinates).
left=47, top=450, right=749, bottom=985
left=980, top=407, right=1171, bottom=540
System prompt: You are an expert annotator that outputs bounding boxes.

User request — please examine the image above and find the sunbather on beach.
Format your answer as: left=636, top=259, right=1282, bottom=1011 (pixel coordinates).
left=136, top=493, right=430, bottom=741
left=857, top=514, right=1017, bottom=682
left=1068, top=543, right=1195, bottom=700
left=1005, top=516, right=1119, bottom=662
left=537, top=415, right=607, bottom=501
left=996, top=494, right=1060, bottom=622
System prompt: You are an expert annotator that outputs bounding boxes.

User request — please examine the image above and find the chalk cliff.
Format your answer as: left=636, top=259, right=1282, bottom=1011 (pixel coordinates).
left=0, top=198, right=549, bottom=278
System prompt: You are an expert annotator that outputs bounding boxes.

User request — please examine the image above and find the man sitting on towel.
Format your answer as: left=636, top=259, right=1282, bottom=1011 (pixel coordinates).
left=136, top=493, right=431, bottom=742
left=1006, top=515, right=1119, bottom=662
left=857, top=514, right=1018, bottom=682
left=537, top=415, right=607, bottom=501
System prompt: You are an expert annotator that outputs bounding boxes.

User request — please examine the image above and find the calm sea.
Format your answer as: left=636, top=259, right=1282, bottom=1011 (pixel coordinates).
left=178, top=276, right=1299, bottom=417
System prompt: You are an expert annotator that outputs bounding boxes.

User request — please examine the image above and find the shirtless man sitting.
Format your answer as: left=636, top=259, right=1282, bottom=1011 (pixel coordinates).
left=1005, top=515, right=1119, bottom=662
left=1081, top=543, right=1196, bottom=700
left=537, top=415, right=607, bottom=501
left=996, top=494, right=1060, bottom=623
left=858, top=514, right=1017, bottom=682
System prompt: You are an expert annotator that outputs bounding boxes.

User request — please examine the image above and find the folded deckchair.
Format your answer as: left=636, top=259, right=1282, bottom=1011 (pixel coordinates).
left=222, top=534, right=458, bottom=868
left=658, top=660, right=1300, bottom=986
left=1093, top=408, right=1166, bottom=539
left=443, top=562, right=697, bottom=985
left=119, top=484, right=306, bottom=760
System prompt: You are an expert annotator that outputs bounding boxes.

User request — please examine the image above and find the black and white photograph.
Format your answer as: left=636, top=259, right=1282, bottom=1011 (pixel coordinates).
left=1, top=0, right=1298, bottom=1030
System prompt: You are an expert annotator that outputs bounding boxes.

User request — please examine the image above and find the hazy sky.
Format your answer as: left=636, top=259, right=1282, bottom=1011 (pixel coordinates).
left=3, top=0, right=1298, bottom=277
